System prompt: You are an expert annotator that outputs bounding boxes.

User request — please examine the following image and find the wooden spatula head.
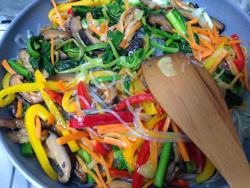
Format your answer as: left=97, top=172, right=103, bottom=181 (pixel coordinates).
left=142, top=52, right=250, bottom=187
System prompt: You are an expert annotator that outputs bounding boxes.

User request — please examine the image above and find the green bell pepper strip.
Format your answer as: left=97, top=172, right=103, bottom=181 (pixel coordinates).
left=27, top=39, right=40, bottom=58
left=35, top=70, right=80, bottom=152
left=196, top=158, right=215, bottom=183
left=150, top=40, right=179, bottom=53
left=8, top=60, right=32, bottom=80
left=25, top=104, right=58, bottom=181
left=108, top=39, right=120, bottom=59
left=154, top=142, right=171, bottom=187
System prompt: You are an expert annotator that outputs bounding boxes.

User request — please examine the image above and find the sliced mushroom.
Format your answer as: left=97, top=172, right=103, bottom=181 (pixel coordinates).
left=169, top=0, right=194, bottom=9
left=140, top=0, right=171, bottom=10
left=40, top=29, right=72, bottom=41
left=126, top=38, right=145, bottom=56
left=47, top=73, right=76, bottom=83
left=19, top=49, right=34, bottom=73
left=7, top=129, right=48, bottom=144
left=45, top=131, right=72, bottom=183
left=58, top=50, right=69, bottom=60
left=172, top=142, right=183, bottom=164
left=95, top=180, right=132, bottom=188
left=9, top=74, right=44, bottom=104
left=78, top=29, right=101, bottom=46
left=69, top=17, right=83, bottom=43
left=124, top=6, right=141, bottom=26
left=97, top=83, right=118, bottom=105
left=165, top=162, right=179, bottom=184
left=74, top=161, right=87, bottom=183
left=148, top=13, right=174, bottom=33
left=167, top=8, right=225, bottom=33
left=41, top=68, right=50, bottom=79
left=0, top=118, right=52, bottom=129
left=124, top=20, right=137, bottom=42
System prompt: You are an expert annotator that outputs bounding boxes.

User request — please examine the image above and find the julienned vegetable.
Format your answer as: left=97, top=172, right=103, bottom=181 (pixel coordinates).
left=0, top=0, right=249, bottom=187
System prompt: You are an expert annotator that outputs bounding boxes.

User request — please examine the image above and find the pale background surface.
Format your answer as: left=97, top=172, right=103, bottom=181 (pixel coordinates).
left=0, top=0, right=249, bottom=188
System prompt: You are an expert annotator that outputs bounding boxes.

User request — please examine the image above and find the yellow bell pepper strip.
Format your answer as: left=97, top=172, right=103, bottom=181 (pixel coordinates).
left=123, top=138, right=144, bottom=171
left=25, top=104, right=58, bottom=181
left=35, top=70, right=79, bottom=152
left=48, top=0, right=110, bottom=21
left=62, top=90, right=76, bottom=113
left=145, top=113, right=167, bottom=129
left=1, top=72, right=15, bottom=105
left=142, top=102, right=158, bottom=115
left=196, top=158, right=216, bottom=184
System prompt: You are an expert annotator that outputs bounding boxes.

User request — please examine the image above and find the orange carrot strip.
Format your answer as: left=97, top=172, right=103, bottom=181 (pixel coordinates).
left=124, top=23, right=128, bottom=30
left=82, top=137, right=94, bottom=149
left=99, top=154, right=112, bottom=184
left=212, top=24, right=221, bottom=45
left=192, top=28, right=198, bottom=34
left=103, top=137, right=133, bottom=148
left=56, top=80, right=67, bottom=94
left=55, top=124, right=64, bottom=136
left=87, top=12, right=93, bottom=24
left=98, top=53, right=104, bottom=58
left=201, top=50, right=213, bottom=59
left=209, top=49, right=228, bottom=74
left=77, top=141, right=104, bottom=165
left=190, top=43, right=208, bottom=53
left=172, top=29, right=192, bottom=45
left=2, top=59, right=16, bottom=75
left=72, top=102, right=83, bottom=117
left=244, top=63, right=250, bottom=92
left=228, top=40, right=243, bottom=45
left=187, top=23, right=196, bottom=44
left=142, top=179, right=155, bottom=188
left=125, top=0, right=130, bottom=10
left=56, top=131, right=89, bottom=145
left=89, top=25, right=102, bottom=38
left=104, top=20, right=109, bottom=34
left=16, top=100, right=23, bottom=118
left=171, top=122, right=190, bottom=162
left=162, top=116, right=171, bottom=132
left=35, top=115, right=42, bottom=139
left=50, top=35, right=55, bottom=66
left=220, top=36, right=229, bottom=43
left=199, top=38, right=216, bottom=52
left=98, top=127, right=134, bottom=134
left=50, top=17, right=58, bottom=28
left=127, top=137, right=138, bottom=142
left=100, top=23, right=105, bottom=34
left=123, top=21, right=142, bottom=42
left=206, top=22, right=217, bottom=44
left=105, top=150, right=115, bottom=169
left=98, top=124, right=126, bottom=130
left=51, top=0, right=66, bottom=31
left=186, top=18, right=200, bottom=25
left=95, top=165, right=108, bottom=188
left=124, top=43, right=130, bottom=49
left=197, top=28, right=209, bottom=37
left=47, top=112, right=55, bottom=125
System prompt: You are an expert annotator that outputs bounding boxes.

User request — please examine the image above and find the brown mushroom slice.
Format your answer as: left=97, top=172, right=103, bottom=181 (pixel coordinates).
left=69, top=17, right=83, bottom=43
left=167, top=8, right=225, bottom=33
left=19, top=49, right=34, bottom=73
left=124, top=6, right=141, bottom=25
left=9, top=74, right=44, bottom=104
left=124, top=20, right=138, bottom=42
left=165, top=162, right=179, bottom=184
left=7, top=129, right=48, bottom=144
left=45, top=131, right=72, bottom=183
left=58, top=50, right=69, bottom=60
left=40, top=29, right=72, bottom=41
left=140, top=0, right=171, bottom=10
left=97, top=83, right=118, bottom=105
left=169, top=0, right=194, bottom=9
left=74, top=161, right=88, bottom=183
left=94, top=180, right=132, bottom=188
left=47, top=73, right=76, bottom=83
left=78, top=29, right=101, bottom=46
left=148, top=13, right=174, bottom=33
left=0, top=118, right=52, bottom=129
left=126, top=38, right=145, bottom=56
left=172, top=142, right=183, bottom=164
left=51, top=0, right=78, bottom=6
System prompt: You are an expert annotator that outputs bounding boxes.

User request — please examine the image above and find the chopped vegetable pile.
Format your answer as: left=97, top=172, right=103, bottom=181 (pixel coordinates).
left=0, top=0, right=250, bottom=187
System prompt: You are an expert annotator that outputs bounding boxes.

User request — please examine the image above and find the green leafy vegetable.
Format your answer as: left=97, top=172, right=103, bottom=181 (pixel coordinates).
left=55, top=59, right=82, bottom=72
left=179, top=33, right=199, bottom=53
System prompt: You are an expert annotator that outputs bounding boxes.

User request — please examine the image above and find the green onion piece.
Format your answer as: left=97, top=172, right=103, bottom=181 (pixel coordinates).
left=85, top=42, right=108, bottom=52
left=96, top=18, right=105, bottom=23
left=90, top=74, right=122, bottom=84
left=114, top=149, right=123, bottom=159
left=124, top=75, right=131, bottom=97
left=141, top=34, right=150, bottom=61
left=84, top=55, right=119, bottom=68
left=147, top=25, right=182, bottom=40
left=141, top=16, right=146, bottom=25
left=150, top=40, right=179, bottom=53
left=107, top=30, right=115, bottom=38
left=21, top=142, right=33, bottom=156
left=51, top=25, right=57, bottom=29
left=101, top=48, right=114, bottom=64
left=165, top=33, right=177, bottom=46
left=166, top=11, right=185, bottom=34
left=77, top=148, right=95, bottom=183
left=27, top=39, right=40, bottom=58
left=22, top=103, right=30, bottom=117
left=162, top=0, right=170, bottom=5
left=102, top=8, right=110, bottom=21
left=143, top=48, right=155, bottom=60
left=111, top=30, right=124, bottom=47
left=81, top=18, right=89, bottom=29
left=68, top=47, right=80, bottom=53
left=8, top=60, right=32, bottom=79
left=154, top=142, right=171, bottom=187
left=108, top=39, right=120, bottom=59
left=186, top=160, right=196, bottom=173
left=151, top=33, right=164, bottom=39
left=33, top=41, right=41, bottom=50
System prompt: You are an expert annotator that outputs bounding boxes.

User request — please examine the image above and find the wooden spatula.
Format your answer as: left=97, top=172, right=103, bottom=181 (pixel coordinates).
left=142, top=52, right=250, bottom=187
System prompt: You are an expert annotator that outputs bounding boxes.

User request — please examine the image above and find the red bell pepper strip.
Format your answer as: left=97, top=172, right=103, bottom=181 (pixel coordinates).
left=169, top=179, right=190, bottom=187
left=153, top=118, right=166, bottom=131
left=78, top=81, right=92, bottom=110
left=156, top=103, right=165, bottom=117
left=69, top=111, right=134, bottom=128
left=113, top=93, right=157, bottom=112
left=92, top=140, right=110, bottom=156
left=44, top=89, right=63, bottom=107
left=67, top=6, right=75, bottom=16
left=109, top=168, right=134, bottom=179
left=186, top=142, right=206, bottom=173
left=132, top=140, right=150, bottom=188
left=230, top=34, right=245, bottom=72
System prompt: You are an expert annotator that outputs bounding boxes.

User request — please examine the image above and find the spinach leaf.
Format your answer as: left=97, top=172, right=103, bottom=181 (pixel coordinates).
left=55, top=59, right=81, bottom=72
left=179, top=33, right=199, bottom=53
left=73, top=5, right=103, bottom=19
